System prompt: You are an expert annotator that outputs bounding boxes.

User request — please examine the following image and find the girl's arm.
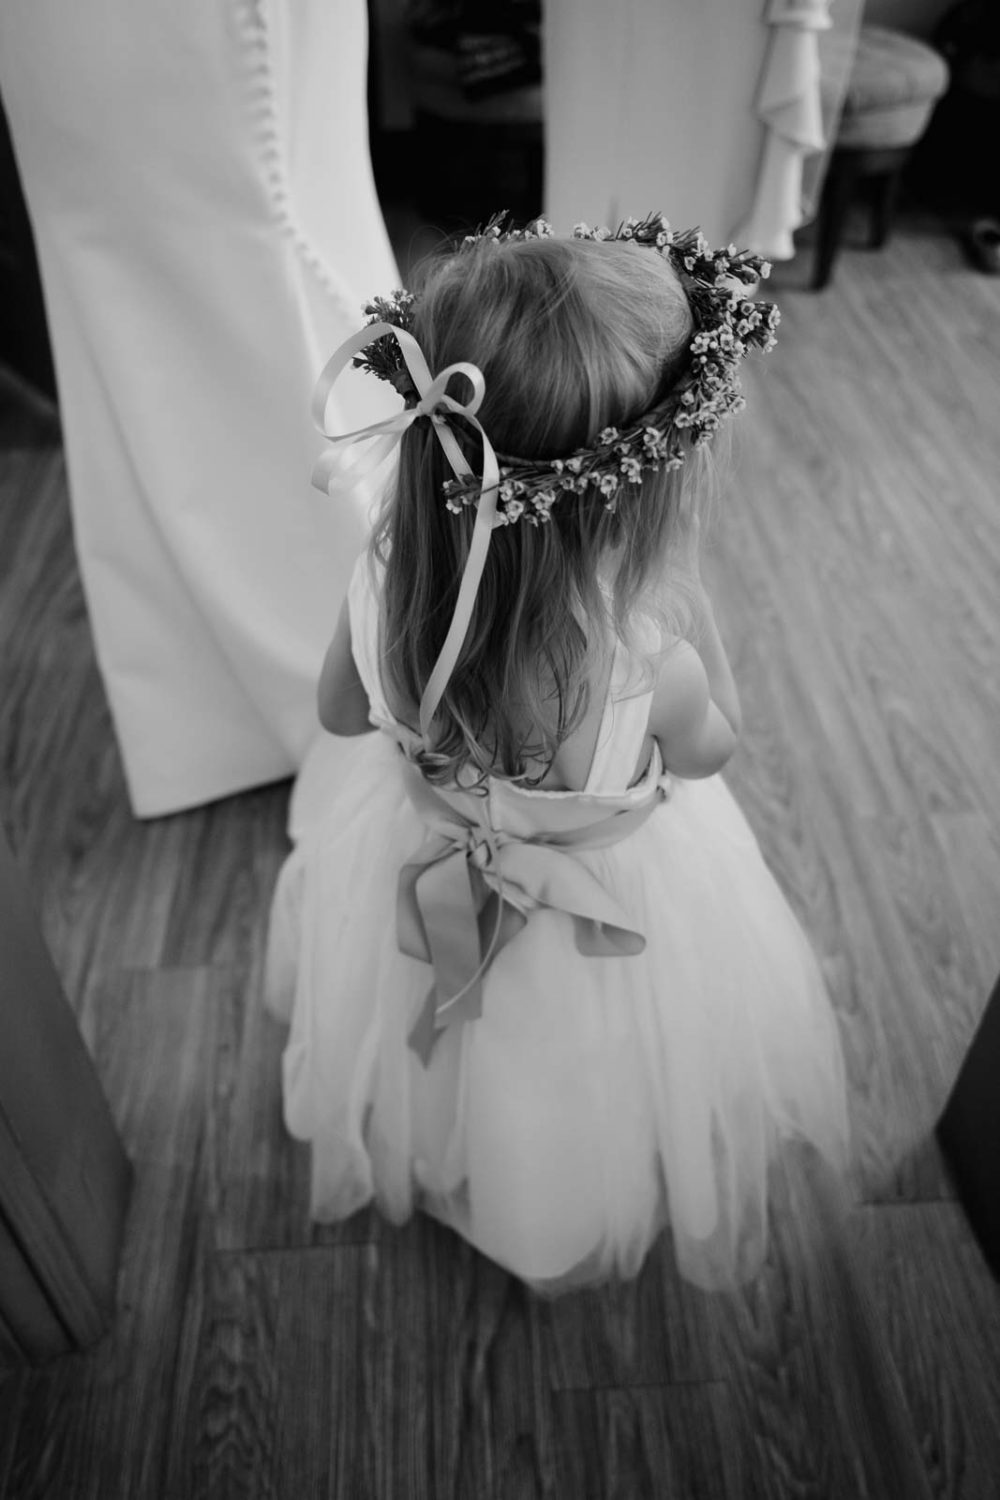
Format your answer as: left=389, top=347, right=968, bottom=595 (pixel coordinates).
left=317, top=600, right=375, bottom=735
left=647, top=640, right=738, bottom=778
left=647, top=514, right=741, bottom=778
left=690, top=593, right=742, bottom=738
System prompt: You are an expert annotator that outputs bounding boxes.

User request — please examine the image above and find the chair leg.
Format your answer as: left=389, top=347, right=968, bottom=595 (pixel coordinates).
left=812, top=152, right=862, bottom=290
left=869, top=168, right=902, bottom=249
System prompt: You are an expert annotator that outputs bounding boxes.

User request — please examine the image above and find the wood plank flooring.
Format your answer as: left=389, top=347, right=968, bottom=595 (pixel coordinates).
left=1, top=218, right=1000, bottom=1498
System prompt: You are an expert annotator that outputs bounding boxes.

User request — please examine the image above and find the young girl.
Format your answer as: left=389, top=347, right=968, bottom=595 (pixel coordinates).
left=265, top=214, right=849, bottom=1293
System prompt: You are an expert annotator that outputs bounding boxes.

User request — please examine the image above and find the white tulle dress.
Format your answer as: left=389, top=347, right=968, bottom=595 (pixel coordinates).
left=265, top=555, right=849, bottom=1292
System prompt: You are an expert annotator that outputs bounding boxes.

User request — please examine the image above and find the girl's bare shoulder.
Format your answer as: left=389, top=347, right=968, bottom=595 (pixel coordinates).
left=648, top=637, right=736, bottom=779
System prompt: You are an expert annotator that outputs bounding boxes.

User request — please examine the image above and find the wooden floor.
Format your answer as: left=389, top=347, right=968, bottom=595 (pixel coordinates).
left=1, top=218, right=999, bottom=1499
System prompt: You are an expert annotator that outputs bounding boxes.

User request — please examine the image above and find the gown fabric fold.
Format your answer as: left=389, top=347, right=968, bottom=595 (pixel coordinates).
left=0, top=0, right=398, bottom=814
left=265, top=555, right=849, bottom=1291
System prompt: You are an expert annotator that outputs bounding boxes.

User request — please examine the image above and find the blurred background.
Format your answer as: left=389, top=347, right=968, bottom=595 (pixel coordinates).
left=3, top=0, right=999, bottom=403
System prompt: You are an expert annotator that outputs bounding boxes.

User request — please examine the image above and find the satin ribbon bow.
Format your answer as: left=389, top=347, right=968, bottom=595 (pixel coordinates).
left=397, top=761, right=667, bottom=1063
left=311, top=322, right=502, bottom=738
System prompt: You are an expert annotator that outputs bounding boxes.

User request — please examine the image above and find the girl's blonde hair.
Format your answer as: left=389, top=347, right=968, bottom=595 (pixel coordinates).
left=371, top=234, right=708, bottom=786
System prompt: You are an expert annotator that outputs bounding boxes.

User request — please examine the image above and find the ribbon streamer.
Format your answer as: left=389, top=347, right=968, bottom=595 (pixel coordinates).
left=311, top=322, right=502, bottom=737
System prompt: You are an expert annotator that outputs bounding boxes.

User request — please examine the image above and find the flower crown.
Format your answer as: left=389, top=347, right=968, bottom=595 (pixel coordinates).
left=353, top=212, right=779, bottom=526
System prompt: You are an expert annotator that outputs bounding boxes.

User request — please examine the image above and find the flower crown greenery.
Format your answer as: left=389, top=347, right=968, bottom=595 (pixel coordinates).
left=353, top=211, right=779, bottom=526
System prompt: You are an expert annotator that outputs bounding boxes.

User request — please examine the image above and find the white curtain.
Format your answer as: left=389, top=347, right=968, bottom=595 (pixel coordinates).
left=802, top=0, right=867, bottom=219
left=543, top=0, right=863, bottom=257
left=0, top=0, right=398, bottom=817
left=543, top=0, right=775, bottom=243
left=737, top=0, right=866, bottom=257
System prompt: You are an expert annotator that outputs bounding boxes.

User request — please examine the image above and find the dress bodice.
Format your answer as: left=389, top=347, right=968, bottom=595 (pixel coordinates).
left=347, top=553, right=659, bottom=804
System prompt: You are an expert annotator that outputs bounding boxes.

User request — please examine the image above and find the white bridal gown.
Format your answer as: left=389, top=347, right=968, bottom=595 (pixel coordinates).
left=0, top=0, right=398, bottom=815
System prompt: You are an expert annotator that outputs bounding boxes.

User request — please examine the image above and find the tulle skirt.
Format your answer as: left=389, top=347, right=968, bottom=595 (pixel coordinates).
left=265, top=730, right=849, bottom=1292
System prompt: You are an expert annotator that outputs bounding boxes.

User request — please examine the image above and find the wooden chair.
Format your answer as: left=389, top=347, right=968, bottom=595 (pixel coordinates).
left=813, top=26, right=950, bottom=289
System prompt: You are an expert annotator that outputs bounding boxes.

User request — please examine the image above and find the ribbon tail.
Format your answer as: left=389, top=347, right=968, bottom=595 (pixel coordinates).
left=405, top=871, right=530, bottom=1066
left=399, top=850, right=493, bottom=1065
left=418, top=854, right=485, bottom=999
left=495, top=843, right=649, bottom=959
left=572, top=916, right=646, bottom=958
left=408, top=986, right=442, bottom=1066
left=478, top=888, right=527, bottom=960
left=407, top=972, right=488, bottom=1066
left=397, top=858, right=434, bottom=964
left=311, top=424, right=410, bottom=496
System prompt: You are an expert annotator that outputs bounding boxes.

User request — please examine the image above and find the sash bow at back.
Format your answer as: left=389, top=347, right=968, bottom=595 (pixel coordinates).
left=396, top=755, right=669, bottom=1063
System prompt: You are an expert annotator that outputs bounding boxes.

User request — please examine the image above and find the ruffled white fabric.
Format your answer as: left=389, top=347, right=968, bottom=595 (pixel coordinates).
left=265, top=556, right=849, bottom=1291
